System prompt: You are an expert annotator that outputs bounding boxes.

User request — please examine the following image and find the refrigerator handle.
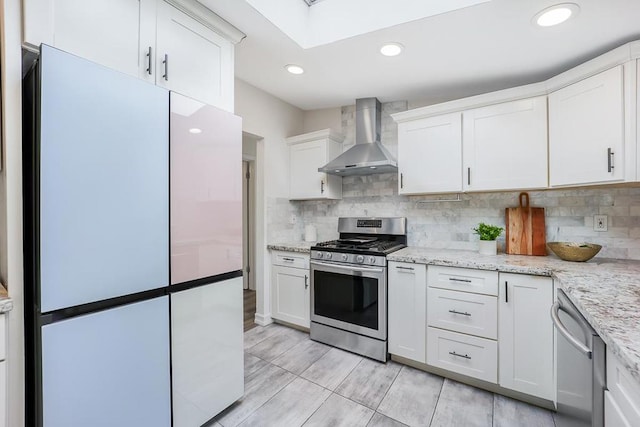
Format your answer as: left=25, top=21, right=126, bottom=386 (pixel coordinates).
left=551, top=302, right=592, bottom=358
left=163, top=54, right=169, bottom=81
left=146, top=46, right=152, bottom=75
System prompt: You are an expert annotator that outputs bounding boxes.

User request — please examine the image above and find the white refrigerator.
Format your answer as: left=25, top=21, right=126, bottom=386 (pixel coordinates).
left=24, top=45, right=171, bottom=427
left=169, top=92, right=244, bottom=427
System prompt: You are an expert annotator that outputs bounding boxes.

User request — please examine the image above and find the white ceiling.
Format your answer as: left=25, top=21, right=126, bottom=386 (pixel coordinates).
left=200, top=0, right=640, bottom=111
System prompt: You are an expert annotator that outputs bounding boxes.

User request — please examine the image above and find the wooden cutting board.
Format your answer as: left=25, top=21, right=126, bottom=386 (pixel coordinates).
left=505, top=192, right=546, bottom=256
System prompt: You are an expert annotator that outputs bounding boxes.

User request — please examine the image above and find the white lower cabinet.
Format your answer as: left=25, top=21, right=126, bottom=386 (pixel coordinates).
left=498, top=273, right=554, bottom=400
left=606, top=347, right=640, bottom=426
left=606, top=391, right=632, bottom=427
left=388, top=262, right=427, bottom=363
left=426, top=327, right=497, bottom=383
left=0, top=314, right=5, bottom=427
left=427, top=287, right=497, bottom=340
left=270, top=251, right=310, bottom=328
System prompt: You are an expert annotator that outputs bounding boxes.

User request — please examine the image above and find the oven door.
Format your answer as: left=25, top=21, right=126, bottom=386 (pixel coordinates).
left=310, top=260, right=386, bottom=341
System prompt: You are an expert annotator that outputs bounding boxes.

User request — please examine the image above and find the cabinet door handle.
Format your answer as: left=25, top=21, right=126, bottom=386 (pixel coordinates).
left=467, top=167, right=471, bottom=186
left=320, top=180, right=324, bottom=194
left=505, top=281, right=508, bottom=303
left=400, top=173, right=404, bottom=189
left=395, top=266, right=414, bottom=272
left=304, top=274, right=308, bottom=289
left=448, top=309, right=471, bottom=316
left=146, top=46, right=152, bottom=75
left=607, top=148, right=614, bottom=172
left=449, top=277, right=472, bottom=283
left=162, top=54, right=169, bottom=81
left=449, top=351, right=471, bottom=360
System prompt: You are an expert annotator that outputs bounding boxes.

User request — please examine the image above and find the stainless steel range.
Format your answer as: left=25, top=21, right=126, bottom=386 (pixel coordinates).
left=309, top=217, right=407, bottom=362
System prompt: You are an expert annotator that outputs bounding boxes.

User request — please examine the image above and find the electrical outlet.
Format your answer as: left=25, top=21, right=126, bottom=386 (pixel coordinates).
left=289, top=214, right=297, bottom=225
left=594, top=215, right=608, bottom=232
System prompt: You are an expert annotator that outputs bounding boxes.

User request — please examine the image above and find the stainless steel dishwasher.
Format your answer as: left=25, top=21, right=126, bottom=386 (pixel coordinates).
left=552, top=289, right=606, bottom=427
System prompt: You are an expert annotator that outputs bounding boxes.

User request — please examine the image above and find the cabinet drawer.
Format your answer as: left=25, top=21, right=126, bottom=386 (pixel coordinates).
left=607, top=348, right=640, bottom=426
left=426, top=327, right=497, bottom=383
left=272, top=251, right=309, bottom=269
left=427, top=266, right=498, bottom=296
left=427, top=288, right=497, bottom=339
left=0, top=315, right=5, bottom=361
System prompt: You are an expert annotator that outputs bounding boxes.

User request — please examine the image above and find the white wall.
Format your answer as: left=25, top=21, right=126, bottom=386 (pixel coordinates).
left=1, top=0, right=25, bottom=425
left=234, top=78, right=304, bottom=324
left=303, top=107, right=341, bottom=134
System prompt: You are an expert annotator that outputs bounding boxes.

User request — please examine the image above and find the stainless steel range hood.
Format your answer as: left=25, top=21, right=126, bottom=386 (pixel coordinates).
left=318, top=98, right=398, bottom=176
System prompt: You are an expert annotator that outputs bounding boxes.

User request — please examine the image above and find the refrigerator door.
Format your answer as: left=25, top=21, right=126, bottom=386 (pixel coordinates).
left=171, top=277, right=244, bottom=426
left=39, top=45, right=169, bottom=313
left=41, top=296, right=171, bottom=427
left=170, top=92, right=242, bottom=285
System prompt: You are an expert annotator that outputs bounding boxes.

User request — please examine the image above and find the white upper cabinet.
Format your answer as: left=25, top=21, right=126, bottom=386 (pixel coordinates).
left=397, top=113, right=462, bottom=194
left=463, top=97, right=548, bottom=191
left=156, top=1, right=234, bottom=111
left=23, top=0, right=242, bottom=111
left=288, top=130, right=344, bottom=200
left=23, top=0, right=150, bottom=78
left=548, top=66, right=625, bottom=186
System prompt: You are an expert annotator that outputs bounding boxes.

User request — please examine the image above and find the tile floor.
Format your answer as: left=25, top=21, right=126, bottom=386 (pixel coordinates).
left=214, top=323, right=557, bottom=427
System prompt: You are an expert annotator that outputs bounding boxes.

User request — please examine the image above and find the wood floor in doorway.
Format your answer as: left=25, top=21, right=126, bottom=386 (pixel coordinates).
left=244, top=289, right=257, bottom=332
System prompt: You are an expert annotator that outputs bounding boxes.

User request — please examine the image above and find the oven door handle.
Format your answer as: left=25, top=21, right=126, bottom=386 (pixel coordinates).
left=311, top=260, right=384, bottom=274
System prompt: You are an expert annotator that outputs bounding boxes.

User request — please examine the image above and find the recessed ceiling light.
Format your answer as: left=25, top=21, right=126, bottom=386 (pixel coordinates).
left=189, top=128, right=202, bottom=134
left=534, top=3, right=579, bottom=27
left=380, top=43, right=403, bottom=57
left=285, top=64, right=305, bottom=75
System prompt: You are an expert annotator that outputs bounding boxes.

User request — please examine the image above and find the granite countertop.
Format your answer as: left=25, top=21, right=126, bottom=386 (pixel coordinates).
left=389, top=247, right=640, bottom=383
left=0, top=283, right=13, bottom=313
left=267, top=241, right=315, bottom=253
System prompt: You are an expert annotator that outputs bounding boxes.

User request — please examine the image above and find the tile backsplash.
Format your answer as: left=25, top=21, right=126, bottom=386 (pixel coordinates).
left=271, top=102, right=640, bottom=260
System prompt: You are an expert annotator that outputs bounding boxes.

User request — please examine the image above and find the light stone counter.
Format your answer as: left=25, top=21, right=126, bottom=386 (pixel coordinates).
left=0, top=284, right=13, bottom=313
left=267, top=241, right=314, bottom=254
left=388, top=247, right=640, bottom=383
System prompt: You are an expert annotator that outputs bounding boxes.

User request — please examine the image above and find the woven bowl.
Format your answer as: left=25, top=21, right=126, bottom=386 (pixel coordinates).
left=547, top=242, right=602, bottom=262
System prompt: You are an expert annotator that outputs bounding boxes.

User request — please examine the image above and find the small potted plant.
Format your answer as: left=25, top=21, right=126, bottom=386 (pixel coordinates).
left=473, top=223, right=504, bottom=255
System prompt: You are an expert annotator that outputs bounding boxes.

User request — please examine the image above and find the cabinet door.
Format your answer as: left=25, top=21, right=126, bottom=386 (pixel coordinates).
left=156, top=1, right=234, bottom=111
left=271, top=265, right=310, bottom=328
left=549, top=66, right=625, bottom=186
left=397, top=113, right=462, bottom=194
left=463, top=97, right=548, bottom=191
left=605, top=391, right=632, bottom=427
left=388, top=262, right=427, bottom=363
left=498, top=273, right=554, bottom=400
left=24, top=0, right=150, bottom=78
left=289, top=140, right=329, bottom=200
left=0, top=361, right=5, bottom=427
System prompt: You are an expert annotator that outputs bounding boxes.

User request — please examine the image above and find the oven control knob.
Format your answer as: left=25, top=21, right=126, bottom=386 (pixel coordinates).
left=356, top=255, right=365, bottom=263
left=317, top=252, right=324, bottom=259
left=368, top=256, right=376, bottom=264
left=325, top=252, right=332, bottom=259
left=341, top=254, right=348, bottom=261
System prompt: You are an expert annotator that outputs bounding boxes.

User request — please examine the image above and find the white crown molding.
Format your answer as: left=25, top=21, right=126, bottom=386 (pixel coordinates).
left=166, top=0, right=246, bottom=44
left=286, top=128, right=345, bottom=145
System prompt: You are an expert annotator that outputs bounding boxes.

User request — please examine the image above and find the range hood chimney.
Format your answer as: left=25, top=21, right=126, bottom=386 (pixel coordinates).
left=318, top=98, right=398, bottom=176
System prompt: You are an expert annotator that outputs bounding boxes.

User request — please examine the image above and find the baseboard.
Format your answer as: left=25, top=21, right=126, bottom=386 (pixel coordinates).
left=254, top=313, right=272, bottom=326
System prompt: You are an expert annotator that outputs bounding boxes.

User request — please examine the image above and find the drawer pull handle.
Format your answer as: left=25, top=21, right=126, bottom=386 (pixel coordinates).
left=396, top=266, right=414, bottom=271
left=304, top=274, right=309, bottom=289
left=448, top=309, right=471, bottom=316
left=282, top=257, right=295, bottom=262
left=449, top=351, right=471, bottom=360
left=449, top=278, right=472, bottom=283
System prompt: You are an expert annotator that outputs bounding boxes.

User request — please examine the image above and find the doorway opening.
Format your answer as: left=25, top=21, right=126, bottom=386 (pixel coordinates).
left=242, top=132, right=259, bottom=331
